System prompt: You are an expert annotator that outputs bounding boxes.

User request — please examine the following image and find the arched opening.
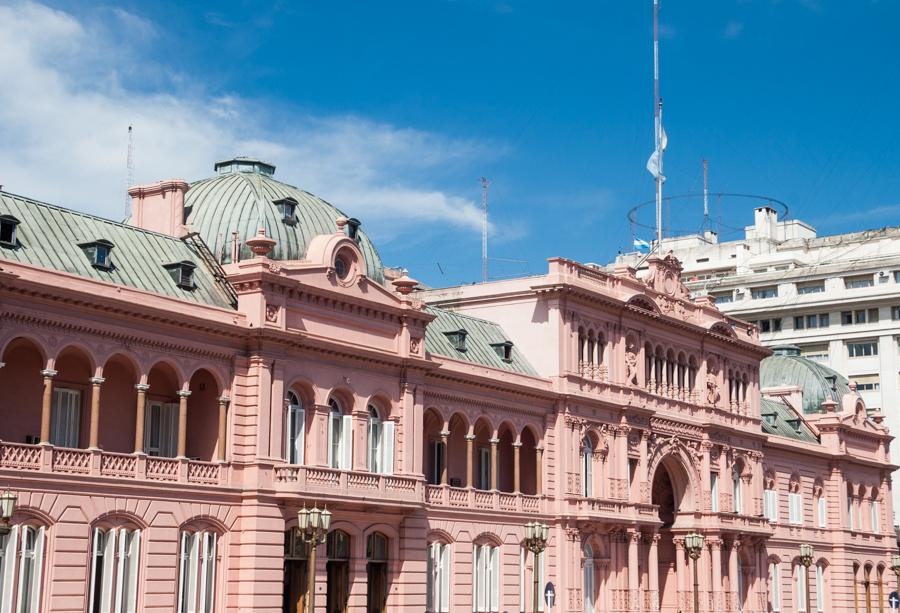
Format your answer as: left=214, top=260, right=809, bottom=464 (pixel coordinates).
left=326, top=530, right=350, bottom=613
left=143, top=362, right=181, bottom=457
left=285, top=391, right=305, bottom=465
left=520, top=427, right=538, bottom=495
left=282, top=528, right=308, bottom=613
left=326, top=397, right=351, bottom=470
left=98, top=354, right=138, bottom=454
left=651, top=457, right=694, bottom=613
left=496, top=424, right=515, bottom=493
left=446, top=413, right=468, bottom=488
left=583, top=542, right=596, bottom=613
left=366, top=532, right=389, bottom=613
left=0, top=338, right=45, bottom=444
left=423, top=409, right=444, bottom=485
left=53, top=346, right=94, bottom=448
left=581, top=435, right=595, bottom=498
left=186, top=369, right=220, bottom=461
left=473, top=418, right=493, bottom=490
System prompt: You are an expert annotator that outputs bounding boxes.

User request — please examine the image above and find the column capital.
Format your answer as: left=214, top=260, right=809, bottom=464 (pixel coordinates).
left=177, top=390, right=192, bottom=398
left=40, top=369, right=58, bottom=378
left=465, top=434, right=476, bottom=441
left=89, top=377, right=106, bottom=385
left=218, top=396, right=231, bottom=404
left=627, top=528, right=642, bottom=543
left=135, top=383, right=150, bottom=391
left=512, top=441, right=523, bottom=448
left=536, top=446, right=544, bottom=453
left=0, top=362, right=5, bottom=368
left=489, top=438, right=500, bottom=445
left=439, top=430, right=450, bottom=438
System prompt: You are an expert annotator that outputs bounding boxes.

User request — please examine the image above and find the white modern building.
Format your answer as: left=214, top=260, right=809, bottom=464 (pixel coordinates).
left=615, top=206, right=900, bottom=516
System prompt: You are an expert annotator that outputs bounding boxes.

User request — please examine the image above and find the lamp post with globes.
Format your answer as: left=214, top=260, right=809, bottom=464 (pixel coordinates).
left=684, top=533, right=705, bottom=613
left=800, top=544, right=814, bottom=613
left=524, top=522, right=550, bottom=613
left=0, top=489, right=16, bottom=535
left=297, top=504, right=331, bottom=613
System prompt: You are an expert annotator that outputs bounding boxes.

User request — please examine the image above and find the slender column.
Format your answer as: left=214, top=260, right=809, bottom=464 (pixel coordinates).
left=536, top=446, right=544, bottom=495
left=490, top=437, right=499, bottom=490
left=439, top=430, right=449, bottom=485
left=649, top=532, right=660, bottom=611
left=176, top=390, right=191, bottom=458
left=711, top=539, right=722, bottom=612
left=134, top=383, right=149, bottom=453
left=465, top=434, right=475, bottom=488
left=628, top=530, right=640, bottom=612
left=217, top=396, right=230, bottom=462
left=513, top=441, right=522, bottom=493
left=39, top=369, right=58, bottom=444
left=87, top=376, right=105, bottom=449
left=728, top=540, right=740, bottom=611
left=674, top=538, right=687, bottom=608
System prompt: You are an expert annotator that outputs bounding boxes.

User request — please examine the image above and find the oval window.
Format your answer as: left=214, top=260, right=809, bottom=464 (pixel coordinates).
left=335, top=255, right=349, bottom=279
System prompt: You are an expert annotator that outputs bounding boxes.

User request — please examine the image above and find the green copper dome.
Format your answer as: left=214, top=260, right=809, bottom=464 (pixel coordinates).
left=760, top=345, right=855, bottom=414
left=184, top=158, right=385, bottom=283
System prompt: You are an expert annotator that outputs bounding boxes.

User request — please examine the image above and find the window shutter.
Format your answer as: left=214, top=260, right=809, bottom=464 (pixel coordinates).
left=326, top=413, right=335, bottom=467
left=772, top=491, right=779, bottom=522
left=796, top=565, right=806, bottom=612
left=367, top=419, right=376, bottom=472
left=125, top=530, right=140, bottom=613
left=1, top=526, right=18, bottom=613
left=25, top=527, right=44, bottom=613
left=537, top=551, right=545, bottom=612
left=204, top=533, right=216, bottom=613
left=519, top=549, right=524, bottom=613
left=177, top=533, right=187, bottom=613
left=100, top=528, right=116, bottom=613
left=440, top=544, right=450, bottom=613
left=489, top=546, right=499, bottom=612
left=817, top=497, right=826, bottom=527
left=143, top=403, right=155, bottom=455
left=341, top=415, right=353, bottom=470
left=163, top=404, right=179, bottom=458
left=472, top=545, right=479, bottom=613
left=815, top=565, right=824, bottom=612
left=426, top=544, right=435, bottom=612
left=186, top=533, right=199, bottom=613
left=382, top=421, right=395, bottom=475
left=115, top=528, right=128, bottom=613
left=295, top=408, right=305, bottom=466
left=198, top=533, right=209, bottom=613
left=88, top=528, right=102, bottom=613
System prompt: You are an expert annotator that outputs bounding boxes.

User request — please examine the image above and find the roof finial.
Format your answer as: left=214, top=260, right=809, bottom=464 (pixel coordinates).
left=245, top=227, right=276, bottom=258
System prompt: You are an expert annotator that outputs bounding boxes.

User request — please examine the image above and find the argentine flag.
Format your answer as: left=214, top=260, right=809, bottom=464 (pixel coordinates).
left=633, top=238, right=651, bottom=251
left=646, top=124, right=668, bottom=180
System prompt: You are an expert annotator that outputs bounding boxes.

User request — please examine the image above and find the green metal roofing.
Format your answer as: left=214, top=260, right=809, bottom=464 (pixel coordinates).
left=183, top=159, right=385, bottom=284
left=424, top=306, right=538, bottom=376
left=760, top=397, right=819, bottom=443
left=0, top=191, right=234, bottom=309
left=760, top=346, right=855, bottom=414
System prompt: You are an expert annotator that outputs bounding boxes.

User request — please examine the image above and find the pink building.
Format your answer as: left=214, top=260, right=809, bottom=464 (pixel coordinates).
left=0, top=157, right=894, bottom=613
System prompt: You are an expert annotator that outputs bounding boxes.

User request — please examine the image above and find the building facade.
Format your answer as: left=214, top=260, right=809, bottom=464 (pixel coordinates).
left=0, top=160, right=894, bottom=612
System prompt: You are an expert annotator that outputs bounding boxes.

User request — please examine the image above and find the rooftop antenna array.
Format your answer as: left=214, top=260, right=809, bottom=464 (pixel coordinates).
left=125, top=125, right=134, bottom=219
left=481, top=176, right=491, bottom=283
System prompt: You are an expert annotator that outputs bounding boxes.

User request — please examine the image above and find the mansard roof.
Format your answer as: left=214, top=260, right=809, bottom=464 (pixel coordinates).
left=761, top=397, right=819, bottom=443
left=0, top=190, right=235, bottom=309
left=424, top=306, right=538, bottom=375
left=760, top=346, right=855, bottom=414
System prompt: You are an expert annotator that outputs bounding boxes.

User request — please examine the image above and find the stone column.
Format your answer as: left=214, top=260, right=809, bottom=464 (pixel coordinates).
left=88, top=376, right=105, bottom=449
left=134, top=383, right=149, bottom=453
left=536, top=446, right=544, bottom=495
left=628, top=530, right=640, bottom=612
left=513, top=441, right=522, bottom=493
left=39, top=369, right=57, bottom=444
left=728, top=539, right=740, bottom=611
left=217, top=396, right=229, bottom=462
left=648, top=532, right=660, bottom=611
left=176, top=390, right=191, bottom=459
left=439, top=430, right=449, bottom=485
left=465, top=434, right=475, bottom=488
left=711, top=539, right=722, bottom=612
left=674, top=537, right=686, bottom=608
left=490, top=437, right=499, bottom=490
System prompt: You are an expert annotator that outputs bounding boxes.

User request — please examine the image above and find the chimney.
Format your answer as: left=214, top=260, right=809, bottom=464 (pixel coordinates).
left=753, top=206, right=778, bottom=241
left=128, top=179, right=190, bottom=237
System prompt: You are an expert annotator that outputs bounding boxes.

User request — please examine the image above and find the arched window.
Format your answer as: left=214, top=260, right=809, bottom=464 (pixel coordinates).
left=327, top=398, right=352, bottom=470
left=89, top=523, right=141, bottom=613
left=869, top=495, right=880, bottom=533
left=177, top=527, right=219, bottom=613
left=815, top=562, right=826, bottom=613
left=283, top=529, right=308, bottom=613
left=583, top=543, right=595, bottom=613
left=581, top=437, right=593, bottom=498
left=764, top=473, right=778, bottom=523
left=326, top=530, right=350, bottom=560
left=794, top=562, right=808, bottom=612
left=0, top=523, right=46, bottom=613
left=426, top=539, right=451, bottom=613
left=367, top=406, right=395, bottom=475
left=732, top=467, right=743, bottom=514
left=473, top=541, right=499, bottom=612
left=769, top=560, right=781, bottom=612
left=285, top=391, right=305, bottom=465
left=519, top=545, right=544, bottom=612
left=788, top=476, right=803, bottom=525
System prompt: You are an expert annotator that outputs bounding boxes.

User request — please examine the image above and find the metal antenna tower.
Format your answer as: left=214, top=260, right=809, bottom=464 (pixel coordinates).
left=703, top=158, right=709, bottom=231
left=125, top=125, right=134, bottom=219
left=481, top=177, right=491, bottom=283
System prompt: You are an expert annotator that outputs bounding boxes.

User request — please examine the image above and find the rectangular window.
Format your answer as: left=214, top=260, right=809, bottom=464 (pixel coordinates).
left=751, top=286, right=778, bottom=299
left=797, top=283, right=825, bottom=295
left=841, top=311, right=853, bottom=325
left=795, top=565, right=807, bottom=612
left=854, top=309, right=867, bottom=324
left=0, top=525, right=45, bottom=613
left=806, top=314, right=818, bottom=329
left=51, top=388, right=81, bottom=448
left=819, top=313, right=830, bottom=328
left=848, top=497, right=856, bottom=530
left=789, top=493, right=803, bottom=525
left=868, top=308, right=880, bottom=323
left=870, top=500, right=879, bottom=533
left=144, top=402, right=179, bottom=457
left=479, top=447, right=491, bottom=491
left=89, top=528, right=141, bottom=613
left=712, top=292, right=733, bottom=304
left=850, top=374, right=880, bottom=392
left=759, top=319, right=771, bottom=333
left=847, top=341, right=878, bottom=357
left=772, top=318, right=782, bottom=332
left=473, top=544, right=499, bottom=612
left=794, top=316, right=805, bottom=330
left=815, top=565, right=824, bottom=612
left=845, top=275, right=874, bottom=289
left=764, top=489, right=779, bottom=523
left=427, top=542, right=450, bottom=612
left=769, top=562, right=781, bottom=612
left=285, top=399, right=305, bottom=465
left=711, top=473, right=719, bottom=513
left=178, top=531, right=217, bottom=613
left=817, top=497, right=826, bottom=528
left=326, top=412, right=353, bottom=470
left=429, top=440, right=445, bottom=485
left=732, top=472, right=742, bottom=514
left=800, top=345, right=829, bottom=364
left=892, top=306, right=900, bottom=321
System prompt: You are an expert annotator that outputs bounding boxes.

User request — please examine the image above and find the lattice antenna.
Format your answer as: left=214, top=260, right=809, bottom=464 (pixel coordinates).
left=125, top=125, right=135, bottom=219
left=481, top=177, right=491, bottom=283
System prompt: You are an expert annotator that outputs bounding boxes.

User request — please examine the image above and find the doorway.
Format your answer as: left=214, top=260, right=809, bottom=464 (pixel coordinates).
left=326, top=531, right=350, bottom=613
left=283, top=529, right=308, bottom=613
left=366, top=533, right=389, bottom=613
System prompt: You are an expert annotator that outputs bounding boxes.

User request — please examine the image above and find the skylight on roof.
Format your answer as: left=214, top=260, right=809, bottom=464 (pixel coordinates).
left=444, top=329, right=467, bottom=352
left=0, top=214, right=20, bottom=247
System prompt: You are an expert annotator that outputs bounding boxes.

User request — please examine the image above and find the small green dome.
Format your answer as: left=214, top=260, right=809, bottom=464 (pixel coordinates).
left=760, top=345, right=855, bottom=414
left=184, top=158, right=384, bottom=283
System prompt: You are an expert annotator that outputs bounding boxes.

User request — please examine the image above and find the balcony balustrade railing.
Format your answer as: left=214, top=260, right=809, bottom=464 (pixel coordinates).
left=423, top=484, right=545, bottom=514
left=273, top=465, right=421, bottom=504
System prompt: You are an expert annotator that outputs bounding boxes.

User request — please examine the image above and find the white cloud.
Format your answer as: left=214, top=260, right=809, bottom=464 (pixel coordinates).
left=0, top=1, right=492, bottom=243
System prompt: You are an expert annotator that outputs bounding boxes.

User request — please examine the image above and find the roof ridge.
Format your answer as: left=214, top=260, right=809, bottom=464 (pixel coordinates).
left=425, top=304, right=509, bottom=329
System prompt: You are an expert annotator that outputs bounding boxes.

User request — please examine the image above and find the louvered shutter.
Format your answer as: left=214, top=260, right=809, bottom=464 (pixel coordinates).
left=88, top=529, right=102, bottom=613
left=326, top=413, right=335, bottom=467
left=177, top=533, right=188, bottom=613
left=537, top=551, right=544, bottom=612
left=440, top=544, right=450, bottom=612
left=125, top=530, right=140, bottom=613
left=198, top=533, right=209, bottom=613
left=100, top=528, right=116, bottom=613
left=186, top=533, right=199, bottom=613
left=382, top=421, right=395, bottom=475
left=294, top=408, right=305, bottom=466
left=163, top=403, right=179, bottom=458
left=204, top=533, right=216, bottom=613
left=1, top=526, right=18, bottom=613
left=519, top=549, right=524, bottom=613
left=341, top=416, right=353, bottom=470
left=426, top=544, right=435, bottom=611
left=115, top=528, right=127, bottom=613
left=489, top=546, right=499, bottom=612
left=26, top=527, right=45, bottom=613
left=472, top=545, right=479, bottom=612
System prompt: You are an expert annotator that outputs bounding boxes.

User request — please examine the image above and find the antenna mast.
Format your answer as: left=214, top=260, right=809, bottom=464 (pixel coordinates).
left=481, top=177, right=491, bottom=283
left=703, top=158, right=709, bottom=232
left=125, top=125, right=134, bottom=219
left=653, top=0, right=663, bottom=248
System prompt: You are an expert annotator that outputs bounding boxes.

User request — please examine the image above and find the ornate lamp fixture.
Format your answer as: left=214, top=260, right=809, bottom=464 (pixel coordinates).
left=685, top=532, right=705, bottom=613
left=800, top=543, right=814, bottom=612
left=524, top=522, right=550, bottom=613
left=297, top=504, right=331, bottom=613
left=0, top=489, right=16, bottom=535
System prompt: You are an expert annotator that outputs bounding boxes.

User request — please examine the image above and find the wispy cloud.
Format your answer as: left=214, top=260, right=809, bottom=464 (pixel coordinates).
left=723, top=20, right=744, bottom=39
left=0, top=1, right=496, bottom=249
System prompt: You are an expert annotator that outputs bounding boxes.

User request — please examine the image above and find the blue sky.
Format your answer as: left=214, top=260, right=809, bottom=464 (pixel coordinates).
left=2, top=1, right=899, bottom=286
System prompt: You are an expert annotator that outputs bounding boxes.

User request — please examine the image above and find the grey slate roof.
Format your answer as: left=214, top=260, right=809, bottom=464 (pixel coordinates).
left=0, top=191, right=234, bottom=309
left=760, top=397, right=819, bottom=443
left=184, top=160, right=385, bottom=283
left=424, top=306, right=538, bottom=376
left=760, top=347, right=855, bottom=414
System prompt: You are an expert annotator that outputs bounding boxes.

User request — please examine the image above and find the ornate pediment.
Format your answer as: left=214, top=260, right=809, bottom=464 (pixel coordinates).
left=644, top=251, right=691, bottom=301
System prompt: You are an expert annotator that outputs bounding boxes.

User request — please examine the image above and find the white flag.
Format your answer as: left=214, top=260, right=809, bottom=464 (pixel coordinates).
left=646, top=125, right=668, bottom=180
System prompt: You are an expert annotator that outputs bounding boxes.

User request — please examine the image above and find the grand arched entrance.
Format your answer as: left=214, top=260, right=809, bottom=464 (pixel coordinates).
left=651, top=457, right=693, bottom=613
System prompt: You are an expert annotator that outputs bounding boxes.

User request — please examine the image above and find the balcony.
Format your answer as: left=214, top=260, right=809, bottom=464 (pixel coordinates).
left=424, top=484, right=545, bottom=514
left=272, top=465, right=423, bottom=507
left=0, top=442, right=229, bottom=486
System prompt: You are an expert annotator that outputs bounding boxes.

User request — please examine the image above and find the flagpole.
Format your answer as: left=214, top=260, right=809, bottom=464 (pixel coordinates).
left=653, top=0, right=663, bottom=249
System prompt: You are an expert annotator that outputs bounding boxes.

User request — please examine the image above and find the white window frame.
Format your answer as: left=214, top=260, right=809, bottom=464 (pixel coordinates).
left=870, top=500, right=879, bottom=533
left=366, top=406, right=395, bottom=475
left=285, top=392, right=305, bottom=465
left=764, top=488, right=779, bottom=523
left=89, top=527, right=141, bottom=613
left=144, top=401, right=179, bottom=458
left=427, top=542, right=450, bottom=613
left=51, top=388, right=81, bottom=448
left=795, top=564, right=807, bottom=612
left=326, top=399, right=352, bottom=470
left=581, top=439, right=593, bottom=498
left=710, top=473, right=719, bottom=513
left=769, top=562, right=781, bottom=612
left=582, top=545, right=594, bottom=613
left=473, top=544, right=499, bottom=612
left=177, top=530, right=217, bottom=613
left=815, top=564, right=825, bottom=612
left=478, top=448, right=491, bottom=491
left=2, top=525, right=46, bottom=613
left=816, top=496, right=826, bottom=528
left=732, top=471, right=742, bottom=514
left=789, top=492, right=803, bottom=525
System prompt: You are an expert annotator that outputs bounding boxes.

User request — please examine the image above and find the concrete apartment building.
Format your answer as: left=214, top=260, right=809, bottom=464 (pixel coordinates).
left=616, top=207, right=900, bottom=516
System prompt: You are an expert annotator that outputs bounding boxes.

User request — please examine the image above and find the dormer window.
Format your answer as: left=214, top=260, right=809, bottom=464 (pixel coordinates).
left=0, top=214, right=20, bottom=247
left=444, top=329, right=468, bottom=352
left=346, top=218, right=361, bottom=241
left=762, top=412, right=777, bottom=425
left=273, top=197, right=298, bottom=225
left=163, top=260, right=197, bottom=290
left=78, top=239, right=114, bottom=270
left=490, top=340, right=514, bottom=362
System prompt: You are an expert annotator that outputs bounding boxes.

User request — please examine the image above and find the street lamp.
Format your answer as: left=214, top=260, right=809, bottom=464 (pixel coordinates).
left=800, top=543, right=814, bottom=613
left=524, top=522, right=550, bottom=613
left=684, top=532, right=705, bottom=613
left=0, top=489, right=16, bottom=535
left=297, top=504, right=331, bottom=613
left=891, top=553, right=900, bottom=591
